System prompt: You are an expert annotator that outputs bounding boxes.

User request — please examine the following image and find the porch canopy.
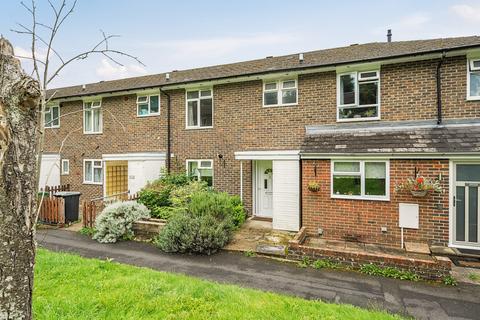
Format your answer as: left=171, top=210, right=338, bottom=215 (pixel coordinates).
left=301, top=119, right=480, bottom=158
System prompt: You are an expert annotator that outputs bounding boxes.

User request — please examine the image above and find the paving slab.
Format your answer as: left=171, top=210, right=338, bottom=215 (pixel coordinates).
left=405, top=242, right=431, bottom=254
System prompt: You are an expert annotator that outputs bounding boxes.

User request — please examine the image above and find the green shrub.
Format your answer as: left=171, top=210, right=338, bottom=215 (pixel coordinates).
left=360, top=263, right=420, bottom=281
left=298, top=256, right=312, bottom=268
left=229, top=195, right=246, bottom=228
left=93, top=201, right=150, bottom=243
left=312, top=259, right=339, bottom=269
left=79, top=227, right=96, bottom=237
left=443, top=275, right=457, bottom=286
left=155, top=191, right=242, bottom=254
left=170, top=180, right=208, bottom=208
left=151, top=206, right=181, bottom=220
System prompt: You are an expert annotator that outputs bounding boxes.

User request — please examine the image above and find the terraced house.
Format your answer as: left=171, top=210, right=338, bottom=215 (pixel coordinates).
left=42, top=35, right=480, bottom=251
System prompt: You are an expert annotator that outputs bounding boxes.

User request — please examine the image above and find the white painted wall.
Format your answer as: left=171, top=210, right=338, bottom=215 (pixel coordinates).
left=128, top=160, right=165, bottom=194
left=272, top=160, right=300, bottom=231
left=38, top=154, right=60, bottom=189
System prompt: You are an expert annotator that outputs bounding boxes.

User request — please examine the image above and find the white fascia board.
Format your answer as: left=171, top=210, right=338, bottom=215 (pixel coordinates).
left=300, top=152, right=480, bottom=160
left=40, top=153, right=61, bottom=160
left=102, top=152, right=167, bottom=161
left=235, top=150, right=300, bottom=160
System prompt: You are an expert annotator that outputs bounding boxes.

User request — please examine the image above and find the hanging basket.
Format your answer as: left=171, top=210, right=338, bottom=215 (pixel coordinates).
left=410, top=190, right=429, bottom=197
left=307, top=182, right=321, bottom=192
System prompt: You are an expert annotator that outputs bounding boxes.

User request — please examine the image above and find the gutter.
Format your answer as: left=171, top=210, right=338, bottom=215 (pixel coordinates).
left=47, top=44, right=480, bottom=101
left=436, top=51, right=446, bottom=125
left=159, top=88, right=171, bottom=173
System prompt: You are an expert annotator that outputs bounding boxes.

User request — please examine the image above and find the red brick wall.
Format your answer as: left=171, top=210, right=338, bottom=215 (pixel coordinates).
left=302, top=159, right=450, bottom=247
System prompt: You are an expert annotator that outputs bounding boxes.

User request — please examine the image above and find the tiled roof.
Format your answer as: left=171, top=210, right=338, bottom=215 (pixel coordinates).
left=301, top=119, right=480, bottom=155
left=48, top=36, right=480, bottom=99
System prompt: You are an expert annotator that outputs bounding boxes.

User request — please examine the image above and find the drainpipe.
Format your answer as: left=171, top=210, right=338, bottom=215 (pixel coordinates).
left=160, top=88, right=171, bottom=173
left=299, top=158, right=303, bottom=229
left=436, top=51, right=446, bottom=125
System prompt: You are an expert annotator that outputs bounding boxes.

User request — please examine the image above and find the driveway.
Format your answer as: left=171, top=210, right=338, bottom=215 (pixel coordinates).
left=37, top=229, right=480, bottom=320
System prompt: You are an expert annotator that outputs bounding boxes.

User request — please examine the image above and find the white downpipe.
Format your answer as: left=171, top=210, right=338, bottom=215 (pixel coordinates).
left=401, top=227, right=404, bottom=249
left=240, top=161, right=243, bottom=202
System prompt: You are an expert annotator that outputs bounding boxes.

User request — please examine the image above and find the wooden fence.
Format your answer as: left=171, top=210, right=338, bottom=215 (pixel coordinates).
left=39, top=184, right=70, bottom=197
left=82, top=193, right=139, bottom=228
left=38, top=197, right=65, bottom=225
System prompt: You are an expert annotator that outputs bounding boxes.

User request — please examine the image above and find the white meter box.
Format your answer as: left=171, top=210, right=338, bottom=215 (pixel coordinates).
left=399, top=203, right=419, bottom=229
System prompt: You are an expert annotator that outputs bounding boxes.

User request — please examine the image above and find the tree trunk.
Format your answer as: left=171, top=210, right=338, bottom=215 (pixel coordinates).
left=0, top=38, right=41, bottom=320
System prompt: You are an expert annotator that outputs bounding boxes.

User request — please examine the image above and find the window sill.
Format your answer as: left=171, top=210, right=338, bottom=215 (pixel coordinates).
left=83, top=132, right=103, bottom=135
left=331, top=194, right=390, bottom=202
left=185, top=126, right=213, bottom=130
left=45, top=126, right=60, bottom=129
left=137, top=113, right=160, bottom=118
left=61, top=173, right=69, bottom=176
left=336, top=117, right=381, bottom=123
left=466, top=96, right=480, bottom=101
left=83, top=181, right=103, bottom=185
left=262, top=103, right=298, bottom=108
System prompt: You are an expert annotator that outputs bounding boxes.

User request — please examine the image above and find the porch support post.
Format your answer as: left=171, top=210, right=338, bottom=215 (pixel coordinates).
left=240, top=161, right=243, bottom=202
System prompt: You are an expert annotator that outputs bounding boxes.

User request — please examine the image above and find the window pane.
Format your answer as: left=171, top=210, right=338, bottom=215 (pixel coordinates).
left=265, top=83, right=277, bottom=90
left=137, top=96, right=148, bottom=103
left=187, top=91, right=199, bottom=99
left=282, top=80, right=296, bottom=88
left=200, top=99, right=212, bottom=127
left=334, top=162, right=360, bottom=172
left=457, top=164, right=480, bottom=182
left=468, top=186, right=478, bottom=243
left=93, top=108, right=101, bottom=132
left=470, top=72, right=480, bottom=97
left=339, top=106, right=378, bottom=119
left=282, top=89, right=297, bottom=104
left=94, top=167, right=102, bottom=183
left=62, top=161, right=69, bottom=174
left=473, top=60, right=480, bottom=69
left=359, top=82, right=378, bottom=105
left=84, top=110, right=92, bottom=132
left=456, top=186, right=466, bottom=242
left=187, top=101, right=198, bottom=126
left=200, top=160, right=212, bottom=168
left=200, top=90, right=211, bottom=97
left=365, top=162, right=386, bottom=196
left=94, top=161, right=102, bottom=167
left=92, top=101, right=101, bottom=107
left=150, top=95, right=159, bottom=113
left=264, top=91, right=278, bottom=105
left=85, top=161, right=92, bottom=181
left=52, top=107, right=59, bottom=126
left=138, top=103, right=149, bottom=116
left=333, top=175, right=361, bottom=196
left=359, top=71, right=378, bottom=79
left=188, top=161, right=198, bottom=178
left=199, top=168, right=213, bottom=186
left=340, top=74, right=356, bottom=105
left=45, top=110, right=52, bottom=128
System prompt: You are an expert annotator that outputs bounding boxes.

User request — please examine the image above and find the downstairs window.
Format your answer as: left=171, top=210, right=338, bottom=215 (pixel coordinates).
left=187, top=159, right=213, bottom=186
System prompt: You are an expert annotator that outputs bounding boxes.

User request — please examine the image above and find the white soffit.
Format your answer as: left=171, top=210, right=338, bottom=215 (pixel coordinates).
left=235, top=150, right=300, bottom=160
left=102, top=152, right=166, bottom=161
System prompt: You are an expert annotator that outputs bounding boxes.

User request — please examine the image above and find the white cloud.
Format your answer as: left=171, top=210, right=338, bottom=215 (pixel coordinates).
left=96, top=59, right=147, bottom=80
left=143, top=33, right=299, bottom=60
left=451, top=4, right=480, bottom=23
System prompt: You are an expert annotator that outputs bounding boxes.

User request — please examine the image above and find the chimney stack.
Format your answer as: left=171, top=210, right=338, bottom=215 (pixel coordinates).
left=387, top=29, right=392, bottom=43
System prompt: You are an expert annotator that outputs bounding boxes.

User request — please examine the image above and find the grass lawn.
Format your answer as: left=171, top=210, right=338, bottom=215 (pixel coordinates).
left=34, top=249, right=402, bottom=320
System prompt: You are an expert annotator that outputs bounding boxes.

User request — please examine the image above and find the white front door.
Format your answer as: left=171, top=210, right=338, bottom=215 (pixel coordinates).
left=256, top=160, right=273, bottom=218
left=453, top=163, right=480, bottom=248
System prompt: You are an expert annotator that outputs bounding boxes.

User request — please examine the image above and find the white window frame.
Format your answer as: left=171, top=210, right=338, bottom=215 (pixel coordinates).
left=467, top=58, right=480, bottom=101
left=44, top=105, right=60, bottom=128
left=83, top=101, right=102, bottom=134
left=61, top=159, right=69, bottom=175
left=136, top=94, right=160, bottom=117
left=83, top=159, right=103, bottom=185
left=262, top=78, right=298, bottom=107
left=185, top=88, right=214, bottom=129
left=336, top=70, right=380, bottom=122
left=330, top=160, right=390, bottom=201
left=186, top=159, right=213, bottom=186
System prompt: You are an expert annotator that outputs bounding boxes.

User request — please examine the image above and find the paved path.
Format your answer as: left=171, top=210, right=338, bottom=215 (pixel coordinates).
left=37, top=229, right=480, bottom=320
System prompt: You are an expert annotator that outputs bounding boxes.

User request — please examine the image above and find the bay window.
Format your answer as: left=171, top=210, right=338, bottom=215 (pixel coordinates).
left=331, top=160, right=389, bottom=200
left=263, top=79, right=298, bottom=107
left=468, top=59, right=480, bottom=100
left=84, top=101, right=102, bottom=134
left=44, top=105, right=60, bottom=128
left=84, top=159, right=103, bottom=184
left=186, top=89, right=213, bottom=128
left=187, top=159, right=213, bottom=186
left=337, top=71, right=380, bottom=121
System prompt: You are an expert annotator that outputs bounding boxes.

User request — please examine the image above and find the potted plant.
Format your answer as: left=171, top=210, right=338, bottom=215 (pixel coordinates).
left=307, top=181, right=321, bottom=192
left=395, top=176, right=442, bottom=197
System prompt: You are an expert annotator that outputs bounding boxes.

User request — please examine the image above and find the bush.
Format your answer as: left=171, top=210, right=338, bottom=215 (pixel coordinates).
left=155, top=191, right=243, bottom=254
left=169, top=180, right=208, bottom=208
left=229, top=195, right=246, bottom=228
left=93, top=201, right=150, bottom=243
left=151, top=206, right=181, bottom=220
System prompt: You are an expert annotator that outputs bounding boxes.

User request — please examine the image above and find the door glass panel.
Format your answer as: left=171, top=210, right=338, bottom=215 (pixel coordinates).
left=457, top=164, right=480, bottom=182
left=456, top=186, right=466, bottom=242
left=469, top=186, right=478, bottom=243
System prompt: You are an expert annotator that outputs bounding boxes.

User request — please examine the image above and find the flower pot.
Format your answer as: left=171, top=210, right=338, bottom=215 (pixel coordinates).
left=307, top=182, right=320, bottom=192
left=410, top=190, right=428, bottom=197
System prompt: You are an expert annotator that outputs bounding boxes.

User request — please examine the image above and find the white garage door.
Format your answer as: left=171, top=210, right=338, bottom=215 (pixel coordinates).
left=38, top=154, right=60, bottom=189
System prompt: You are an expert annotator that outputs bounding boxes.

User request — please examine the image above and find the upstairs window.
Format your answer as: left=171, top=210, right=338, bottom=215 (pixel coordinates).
left=468, top=59, right=480, bottom=99
left=187, top=159, right=213, bottom=186
left=137, top=95, right=160, bottom=116
left=84, top=159, right=103, bottom=184
left=84, top=101, right=102, bottom=134
left=331, top=160, right=389, bottom=200
left=186, top=89, right=213, bottom=128
left=44, top=105, right=60, bottom=128
left=337, top=71, right=380, bottom=121
left=263, top=79, right=298, bottom=107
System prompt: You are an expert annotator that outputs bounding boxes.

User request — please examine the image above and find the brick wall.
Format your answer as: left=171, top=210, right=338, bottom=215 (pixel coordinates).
left=302, top=159, right=450, bottom=247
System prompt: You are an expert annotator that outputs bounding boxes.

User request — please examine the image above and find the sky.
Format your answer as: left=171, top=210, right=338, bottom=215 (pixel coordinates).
left=1, top=0, right=479, bottom=88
